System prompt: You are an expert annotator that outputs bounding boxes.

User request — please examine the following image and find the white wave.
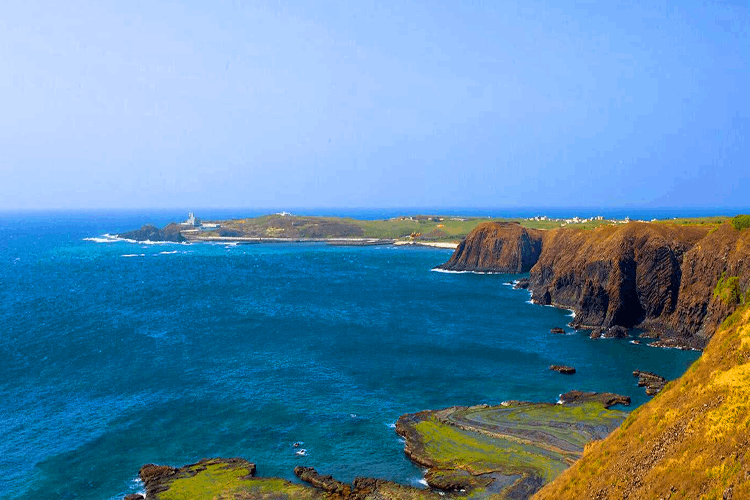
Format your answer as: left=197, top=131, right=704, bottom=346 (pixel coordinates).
left=568, top=310, right=576, bottom=318
left=430, top=268, right=501, bottom=275
left=295, top=448, right=307, bottom=456
left=417, top=479, right=428, bottom=487
left=121, top=254, right=145, bottom=258
left=503, top=282, right=512, bottom=286
left=386, top=422, right=396, bottom=429
left=158, top=251, right=179, bottom=255
left=525, top=299, right=534, bottom=304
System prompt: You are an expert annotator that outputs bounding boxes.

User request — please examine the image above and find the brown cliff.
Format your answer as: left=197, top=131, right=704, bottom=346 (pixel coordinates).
left=440, top=219, right=750, bottom=347
left=436, top=222, right=543, bottom=273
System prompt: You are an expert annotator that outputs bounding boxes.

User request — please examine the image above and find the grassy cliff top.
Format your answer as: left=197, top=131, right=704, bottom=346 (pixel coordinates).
left=185, top=214, right=741, bottom=242
left=532, top=303, right=750, bottom=500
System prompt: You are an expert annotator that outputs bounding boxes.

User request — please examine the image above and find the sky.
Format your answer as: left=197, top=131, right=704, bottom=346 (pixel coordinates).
left=1, top=0, right=748, bottom=210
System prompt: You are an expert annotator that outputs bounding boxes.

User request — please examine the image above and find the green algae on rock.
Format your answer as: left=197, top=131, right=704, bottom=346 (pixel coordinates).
left=136, top=458, right=444, bottom=500
left=139, top=458, right=324, bottom=500
left=395, top=401, right=627, bottom=498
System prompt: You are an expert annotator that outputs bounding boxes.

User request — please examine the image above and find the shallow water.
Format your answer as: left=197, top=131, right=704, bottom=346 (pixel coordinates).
left=0, top=212, right=700, bottom=500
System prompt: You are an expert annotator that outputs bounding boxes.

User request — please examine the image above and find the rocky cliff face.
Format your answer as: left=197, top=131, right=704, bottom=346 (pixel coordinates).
left=436, top=222, right=543, bottom=273
left=440, top=220, right=750, bottom=347
left=119, top=223, right=186, bottom=243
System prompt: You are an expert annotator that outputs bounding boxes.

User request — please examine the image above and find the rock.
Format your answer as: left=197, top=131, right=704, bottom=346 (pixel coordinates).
left=633, top=370, right=667, bottom=396
left=119, top=223, right=186, bottom=243
left=514, top=277, right=530, bottom=289
left=294, top=466, right=350, bottom=496
left=559, top=390, right=631, bottom=409
left=139, top=458, right=256, bottom=499
left=601, top=326, right=629, bottom=338
left=436, top=222, right=544, bottom=273
left=550, top=365, right=576, bottom=374
left=550, top=327, right=566, bottom=334
left=395, top=402, right=626, bottom=498
left=139, top=464, right=177, bottom=498
left=123, top=495, right=144, bottom=500
left=590, top=328, right=604, bottom=339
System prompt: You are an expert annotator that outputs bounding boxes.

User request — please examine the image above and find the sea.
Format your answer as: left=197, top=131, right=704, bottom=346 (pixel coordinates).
left=1, top=208, right=726, bottom=500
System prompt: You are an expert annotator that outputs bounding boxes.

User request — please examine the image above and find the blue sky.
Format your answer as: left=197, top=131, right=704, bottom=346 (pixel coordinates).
left=1, top=1, right=748, bottom=209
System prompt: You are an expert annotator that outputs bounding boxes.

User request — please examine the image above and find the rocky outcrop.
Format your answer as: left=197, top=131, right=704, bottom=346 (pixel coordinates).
left=558, top=390, right=631, bottom=409
left=633, top=370, right=667, bottom=396
left=395, top=401, right=626, bottom=498
left=436, top=222, right=543, bottom=273
left=550, top=327, right=565, bottom=334
left=590, top=326, right=629, bottom=339
left=119, top=223, right=186, bottom=243
left=549, top=365, right=576, bottom=374
left=294, top=466, right=350, bottom=496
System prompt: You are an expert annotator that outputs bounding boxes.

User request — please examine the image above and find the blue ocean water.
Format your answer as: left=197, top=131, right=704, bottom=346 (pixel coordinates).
left=0, top=211, right=704, bottom=500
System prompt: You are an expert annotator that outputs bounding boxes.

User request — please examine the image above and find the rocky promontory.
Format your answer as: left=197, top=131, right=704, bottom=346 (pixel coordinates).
left=395, top=400, right=627, bottom=498
left=439, top=218, right=750, bottom=348
left=119, top=223, right=186, bottom=243
left=436, top=222, right=543, bottom=273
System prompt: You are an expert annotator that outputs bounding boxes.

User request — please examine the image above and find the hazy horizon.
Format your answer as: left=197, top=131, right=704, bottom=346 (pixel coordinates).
left=2, top=1, right=748, bottom=210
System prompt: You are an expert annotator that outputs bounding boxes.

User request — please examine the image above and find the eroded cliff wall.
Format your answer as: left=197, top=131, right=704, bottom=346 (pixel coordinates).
left=436, top=222, right=543, bottom=273
left=440, top=220, right=750, bottom=347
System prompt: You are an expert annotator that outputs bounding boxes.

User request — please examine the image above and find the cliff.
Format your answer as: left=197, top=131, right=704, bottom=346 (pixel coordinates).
left=436, top=222, right=543, bottom=273
left=440, top=219, right=750, bottom=347
left=532, top=303, right=750, bottom=500
left=119, top=223, right=186, bottom=243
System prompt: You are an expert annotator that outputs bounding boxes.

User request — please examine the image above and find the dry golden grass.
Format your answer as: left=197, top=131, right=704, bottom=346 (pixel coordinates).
left=533, top=304, right=750, bottom=500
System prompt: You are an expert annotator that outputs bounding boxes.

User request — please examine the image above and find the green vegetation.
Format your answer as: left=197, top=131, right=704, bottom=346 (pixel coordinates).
left=731, top=214, right=750, bottom=231
left=713, top=272, right=742, bottom=305
left=399, top=401, right=625, bottom=498
left=157, top=461, right=323, bottom=500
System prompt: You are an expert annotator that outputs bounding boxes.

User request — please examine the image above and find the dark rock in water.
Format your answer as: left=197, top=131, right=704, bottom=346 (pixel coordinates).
left=119, top=223, right=186, bottom=243
left=123, top=495, right=144, bottom=500
left=602, top=325, right=629, bottom=338
left=294, top=466, right=350, bottom=496
left=549, top=365, right=576, bottom=374
left=550, top=327, right=565, bottom=334
left=514, top=277, right=530, bottom=289
left=436, top=222, right=543, bottom=273
left=559, top=390, right=631, bottom=409
left=633, top=370, right=667, bottom=396
left=590, top=326, right=628, bottom=339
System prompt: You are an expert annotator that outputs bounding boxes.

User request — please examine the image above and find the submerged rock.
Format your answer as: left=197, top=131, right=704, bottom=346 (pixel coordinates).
left=550, top=327, right=566, bottom=334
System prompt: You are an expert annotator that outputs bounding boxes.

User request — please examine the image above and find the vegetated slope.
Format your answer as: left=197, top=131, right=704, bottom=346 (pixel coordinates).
left=441, top=218, right=750, bottom=347
left=436, top=222, right=544, bottom=273
left=532, top=303, right=750, bottom=500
